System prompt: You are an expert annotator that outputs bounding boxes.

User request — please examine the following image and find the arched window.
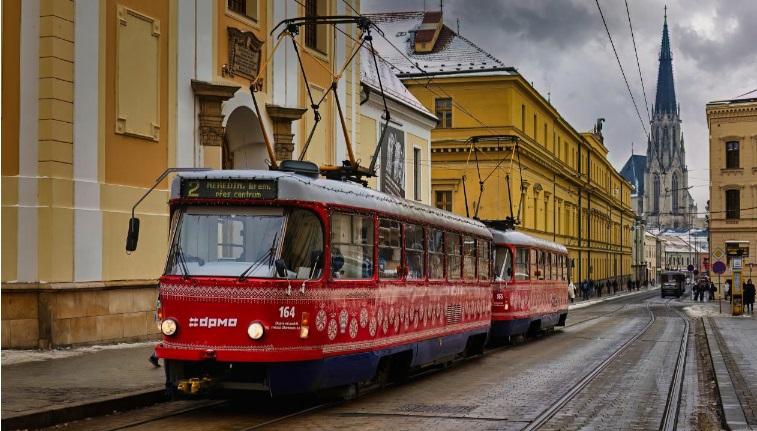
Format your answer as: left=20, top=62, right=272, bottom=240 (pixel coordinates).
left=672, top=173, right=679, bottom=214
left=653, top=175, right=660, bottom=214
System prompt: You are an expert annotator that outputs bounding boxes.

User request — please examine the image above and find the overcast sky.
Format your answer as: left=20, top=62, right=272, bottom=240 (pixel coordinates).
left=363, top=0, right=757, bottom=210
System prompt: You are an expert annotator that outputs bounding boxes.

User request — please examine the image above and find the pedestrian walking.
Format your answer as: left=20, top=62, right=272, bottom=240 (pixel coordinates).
left=582, top=279, right=590, bottom=300
left=745, top=279, right=756, bottom=314
left=725, top=280, right=732, bottom=301
left=709, top=280, right=717, bottom=301
left=627, top=279, right=633, bottom=292
left=596, top=281, right=602, bottom=298
left=612, top=279, right=618, bottom=295
left=568, top=281, right=576, bottom=303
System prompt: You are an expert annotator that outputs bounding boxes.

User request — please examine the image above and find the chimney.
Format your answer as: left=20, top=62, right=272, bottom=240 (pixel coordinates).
left=414, top=10, right=443, bottom=53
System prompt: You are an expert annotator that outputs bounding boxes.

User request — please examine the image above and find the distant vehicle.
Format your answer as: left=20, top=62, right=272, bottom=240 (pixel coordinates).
left=660, top=271, right=686, bottom=298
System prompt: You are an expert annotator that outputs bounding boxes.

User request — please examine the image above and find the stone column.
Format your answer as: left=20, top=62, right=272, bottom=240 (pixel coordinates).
left=266, top=104, right=307, bottom=161
left=190, top=80, right=240, bottom=147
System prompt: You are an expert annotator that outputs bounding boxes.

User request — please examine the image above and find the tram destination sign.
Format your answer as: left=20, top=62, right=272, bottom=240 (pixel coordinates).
left=181, top=178, right=277, bottom=200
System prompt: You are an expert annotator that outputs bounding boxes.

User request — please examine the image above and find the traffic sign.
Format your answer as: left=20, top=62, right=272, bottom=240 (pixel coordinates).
left=732, top=258, right=743, bottom=270
left=713, top=248, right=725, bottom=260
left=712, top=261, right=726, bottom=274
left=687, top=264, right=695, bottom=272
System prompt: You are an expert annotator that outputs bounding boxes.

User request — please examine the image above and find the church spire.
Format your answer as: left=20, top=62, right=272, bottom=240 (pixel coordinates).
left=654, top=7, right=677, bottom=115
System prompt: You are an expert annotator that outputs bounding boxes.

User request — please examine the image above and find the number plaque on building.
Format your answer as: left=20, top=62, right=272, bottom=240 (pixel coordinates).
left=227, top=27, right=263, bottom=81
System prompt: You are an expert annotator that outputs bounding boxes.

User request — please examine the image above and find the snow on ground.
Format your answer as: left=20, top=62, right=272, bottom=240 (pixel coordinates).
left=682, top=302, right=732, bottom=318
left=1, top=341, right=157, bottom=366
left=568, top=287, right=659, bottom=310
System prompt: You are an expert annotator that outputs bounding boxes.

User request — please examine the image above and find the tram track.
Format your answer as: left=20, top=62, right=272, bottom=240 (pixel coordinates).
left=522, top=298, right=690, bottom=431
left=44, top=294, right=667, bottom=431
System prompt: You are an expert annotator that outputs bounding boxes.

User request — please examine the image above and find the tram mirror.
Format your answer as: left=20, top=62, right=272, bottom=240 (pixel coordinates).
left=125, top=217, right=140, bottom=252
left=275, top=259, right=287, bottom=278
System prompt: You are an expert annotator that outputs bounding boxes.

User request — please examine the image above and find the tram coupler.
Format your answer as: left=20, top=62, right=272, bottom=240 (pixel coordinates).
left=176, top=376, right=215, bottom=395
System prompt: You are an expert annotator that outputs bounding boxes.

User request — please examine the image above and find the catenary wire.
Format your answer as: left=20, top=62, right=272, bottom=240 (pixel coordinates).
left=624, top=0, right=651, bottom=123
left=595, top=0, right=650, bottom=141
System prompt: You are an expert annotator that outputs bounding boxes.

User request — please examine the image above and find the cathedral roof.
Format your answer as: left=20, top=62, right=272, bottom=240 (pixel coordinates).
left=654, top=11, right=677, bottom=115
left=620, top=154, right=647, bottom=196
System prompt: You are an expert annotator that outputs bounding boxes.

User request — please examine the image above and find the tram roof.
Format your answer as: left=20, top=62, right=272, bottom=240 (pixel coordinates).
left=489, top=229, right=568, bottom=254
left=171, top=170, right=491, bottom=238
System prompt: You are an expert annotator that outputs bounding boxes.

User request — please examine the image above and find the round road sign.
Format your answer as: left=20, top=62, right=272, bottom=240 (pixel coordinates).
left=712, top=261, right=727, bottom=275
left=687, top=264, right=695, bottom=272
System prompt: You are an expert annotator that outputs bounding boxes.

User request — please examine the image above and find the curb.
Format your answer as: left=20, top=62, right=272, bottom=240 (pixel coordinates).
left=569, top=287, right=660, bottom=310
left=1, top=387, right=166, bottom=431
left=702, top=317, right=753, bottom=431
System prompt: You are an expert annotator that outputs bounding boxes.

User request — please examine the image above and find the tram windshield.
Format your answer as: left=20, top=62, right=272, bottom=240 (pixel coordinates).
left=165, top=207, right=323, bottom=279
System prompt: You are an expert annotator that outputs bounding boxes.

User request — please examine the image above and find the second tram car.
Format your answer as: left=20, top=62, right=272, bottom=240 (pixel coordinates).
left=489, top=229, right=570, bottom=338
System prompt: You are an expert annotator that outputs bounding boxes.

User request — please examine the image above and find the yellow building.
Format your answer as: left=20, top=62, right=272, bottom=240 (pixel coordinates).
left=1, top=0, right=380, bottom=348
left=370, top=10, right=634, bottom=283
left=707, top=97, right=757, bottom=286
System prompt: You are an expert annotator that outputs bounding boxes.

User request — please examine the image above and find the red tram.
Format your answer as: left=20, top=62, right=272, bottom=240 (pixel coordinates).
left=489, top=229, right=570, bottom=338
left=153, top=165, right=493, bottom=396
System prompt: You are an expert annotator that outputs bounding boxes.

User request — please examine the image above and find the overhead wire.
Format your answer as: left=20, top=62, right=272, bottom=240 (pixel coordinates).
left=594, top=0, right=650, bottom=141
left=624, top=0, right=651, bottom=123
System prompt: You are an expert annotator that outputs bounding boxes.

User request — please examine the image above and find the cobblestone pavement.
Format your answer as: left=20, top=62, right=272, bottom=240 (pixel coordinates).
left=538, top=300, right=686, bottom=430
left=2, top=345, right=162, bottom=418
left=40, top=292, right=709, bottom=431
left=709, top=316, right=757, bottom=427
left=676, top=317, right=724, bottom=431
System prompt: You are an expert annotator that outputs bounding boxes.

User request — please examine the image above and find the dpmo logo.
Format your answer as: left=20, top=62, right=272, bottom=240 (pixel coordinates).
left=188, top=317, right=238, bottom=328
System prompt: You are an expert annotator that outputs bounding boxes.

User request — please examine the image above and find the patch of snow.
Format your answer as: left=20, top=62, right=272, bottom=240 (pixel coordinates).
left=2, top=341, right=158, bottom=366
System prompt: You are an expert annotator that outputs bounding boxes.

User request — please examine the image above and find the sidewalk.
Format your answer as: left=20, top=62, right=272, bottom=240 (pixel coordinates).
left=2, top=343, right=165, bottom=430
left=683, top=296, right=757, bottom=430
left=568, top=286, right=659, bottom=310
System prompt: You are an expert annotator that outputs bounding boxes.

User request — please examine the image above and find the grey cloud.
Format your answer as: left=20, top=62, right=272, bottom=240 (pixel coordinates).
left=363, top=0, right=757, bottom=208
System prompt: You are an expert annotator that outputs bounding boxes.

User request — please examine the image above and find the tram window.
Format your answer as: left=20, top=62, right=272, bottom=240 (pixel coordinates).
left=478, top=240, right=490, bottom=281
left=378, top=218, right=401, bottom=279
left=428, top=229, right=445, bottom=280
left=446, top=233, right=462, bottom=280
left=463, top=236, right=476, bottom=280
left=537, top=250, right=547, bottom=280
left=405, top=224, right=425, bottom=280
left=550, top=253, right=557, bottom=280
left=530, top=249, right=538, bottom=280
left=515, top=248, right=529, bottom=281
left=494, top=246, right=513, bottom=281
left=280, top=209, right=324, bottom=279
left=330, top=212, right=374, bottom=279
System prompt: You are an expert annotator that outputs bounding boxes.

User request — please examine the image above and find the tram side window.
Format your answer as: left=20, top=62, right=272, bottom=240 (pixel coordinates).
left=463, top=236, right=477, bottom=280
left=280, top=209, right=324, bottom=279
left=428, top=229, right=445, bottom=279
left=378, top=218, right=402, bottom=279
left=495, top=246, right=513, bottom=281
left=478, top=240, right=490, bottom=281
left=405, top=224, right=425, bottom=279
left=550, top=253, right=557, bottom=280
left=515, top=247, right=529, bottom=280
left=330, top=212, right=374, bottom=279
left=447, top=233, right=462, bottom=280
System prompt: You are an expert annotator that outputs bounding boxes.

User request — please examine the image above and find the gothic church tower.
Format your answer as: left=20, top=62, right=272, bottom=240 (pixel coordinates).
left=643, top=10, right=696, bottom=229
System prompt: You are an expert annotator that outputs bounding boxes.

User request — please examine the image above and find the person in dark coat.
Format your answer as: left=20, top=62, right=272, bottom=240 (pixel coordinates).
left=612, top=279, right=618, bottom=295
left=710, top=281, right=717, bottom=301
left=745, top=279, right=756, bottom=314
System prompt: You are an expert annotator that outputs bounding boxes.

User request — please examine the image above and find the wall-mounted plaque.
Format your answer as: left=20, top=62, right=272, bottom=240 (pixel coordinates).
left=227, top=27, right=263, bottom=81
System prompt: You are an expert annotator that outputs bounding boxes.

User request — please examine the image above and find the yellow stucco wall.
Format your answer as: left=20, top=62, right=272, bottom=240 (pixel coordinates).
left=405, top=73, right=634, bottom=282
left=707, top=99, right=757, bottom=283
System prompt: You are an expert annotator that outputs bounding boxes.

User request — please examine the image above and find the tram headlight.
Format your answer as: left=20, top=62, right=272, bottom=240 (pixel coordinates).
left=248, top=321, right=265, bottom=340
left=161, top=318, right=178, bottom=336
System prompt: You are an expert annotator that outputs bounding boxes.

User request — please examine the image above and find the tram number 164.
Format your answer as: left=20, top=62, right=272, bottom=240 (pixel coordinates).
left=279, top=306, right=296, bottom=318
